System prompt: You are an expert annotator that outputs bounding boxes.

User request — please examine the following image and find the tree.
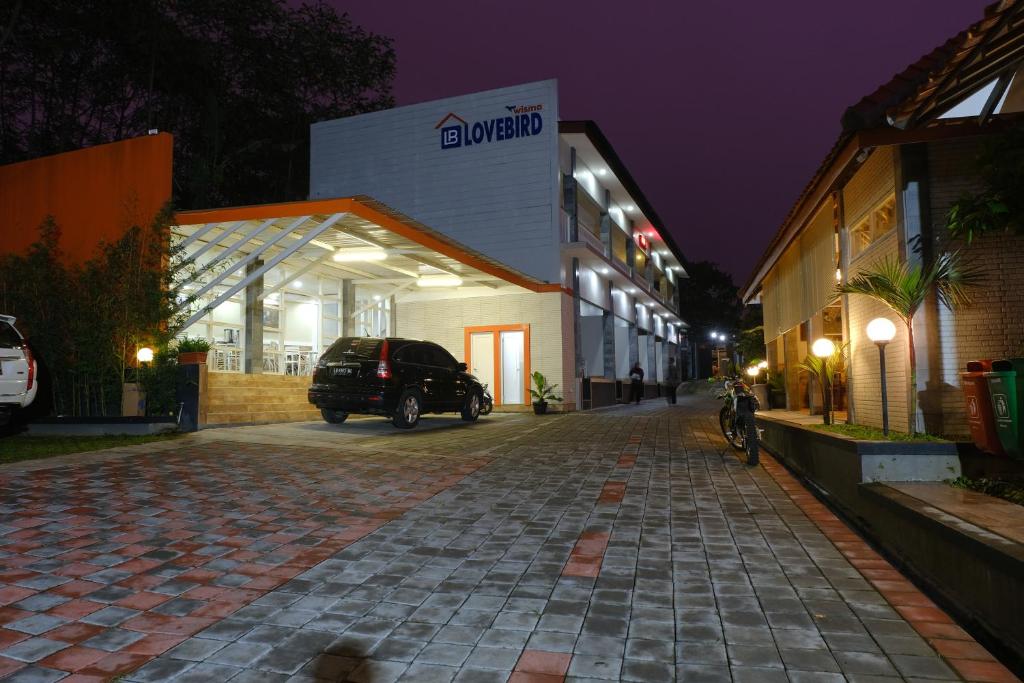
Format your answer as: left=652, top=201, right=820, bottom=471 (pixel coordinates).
left=0, top=0, right=395, bottom=208
left=677, top=259, right=743, bottom=338
left=836, top=252, right=982, bottom=434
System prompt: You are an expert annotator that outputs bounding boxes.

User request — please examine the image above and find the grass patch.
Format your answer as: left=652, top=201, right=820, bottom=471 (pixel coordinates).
left=809, top=423, right=947, bottom=443
left=0, top=433, right=181, bottom=465
left=949, top=476, right=1024, bottom=507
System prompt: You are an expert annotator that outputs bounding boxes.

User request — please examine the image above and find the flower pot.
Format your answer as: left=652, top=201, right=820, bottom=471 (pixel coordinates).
left=178, top=351, right=208, bottom=365
left=533, top=401, right=548, bottom=415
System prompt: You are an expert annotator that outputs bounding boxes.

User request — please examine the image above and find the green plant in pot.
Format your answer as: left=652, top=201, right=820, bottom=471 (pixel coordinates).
left=176, top=336, right=211, bottom=365
left=530, top=371, right=562, bottom=415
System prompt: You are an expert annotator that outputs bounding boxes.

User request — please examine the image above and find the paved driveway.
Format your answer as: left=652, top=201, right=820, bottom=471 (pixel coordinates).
left=0, top=397, right=1014, bottom=682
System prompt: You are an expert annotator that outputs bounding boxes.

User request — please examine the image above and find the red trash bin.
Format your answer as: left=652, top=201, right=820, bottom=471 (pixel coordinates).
left=962, top=359, right=1005, bottom=456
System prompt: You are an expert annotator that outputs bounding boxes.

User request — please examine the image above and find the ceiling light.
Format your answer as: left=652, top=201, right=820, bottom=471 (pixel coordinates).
left=597, top=168, right=608, bottom=176
left=626, top=205, right=636, bottom=212
left=599, top=267, right=610, bottom=274
left=417, top=275, right=463, bottom=288
left=628, top=288, right=637, bottom=294
left=333, top=249, right=387, bottom=262
left=293, top=280, right=302, bottom=289
left=372, top=295, right=382, bottom=301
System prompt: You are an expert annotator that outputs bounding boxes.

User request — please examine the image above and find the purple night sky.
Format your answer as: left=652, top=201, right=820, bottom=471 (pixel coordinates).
left=334, top=1, right=990, bottom=283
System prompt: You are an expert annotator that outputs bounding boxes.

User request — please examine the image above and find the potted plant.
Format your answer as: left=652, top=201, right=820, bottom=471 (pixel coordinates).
left=530, top=371, right=562, bottom=415
left=176, top=336, right=211, bottom=365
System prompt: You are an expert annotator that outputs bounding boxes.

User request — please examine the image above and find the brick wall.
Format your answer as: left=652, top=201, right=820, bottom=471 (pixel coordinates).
left=846, top=232, right=911, bottom=432
left=926, top=137, right=1024, bottom=436
left=395, top=290, right=572, bottom=408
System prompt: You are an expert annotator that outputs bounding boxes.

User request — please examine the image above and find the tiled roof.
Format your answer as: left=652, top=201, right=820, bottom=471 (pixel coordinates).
left=742, top=0, right=1023, bottom=300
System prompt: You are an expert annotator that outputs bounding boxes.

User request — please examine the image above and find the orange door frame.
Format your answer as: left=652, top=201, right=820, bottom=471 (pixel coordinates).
left=464, top=324, right=531, bottom=406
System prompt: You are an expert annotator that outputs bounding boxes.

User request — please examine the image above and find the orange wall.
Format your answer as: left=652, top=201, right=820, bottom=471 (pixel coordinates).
left=0, top=134, right=173, bottom=262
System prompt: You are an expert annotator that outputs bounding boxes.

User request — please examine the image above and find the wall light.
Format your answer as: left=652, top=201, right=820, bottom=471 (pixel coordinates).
left=811, top=338, right=835, bottom=358
left=417, top=275, right=463, bottom=288
left=333, top=249, right=387, bottom=262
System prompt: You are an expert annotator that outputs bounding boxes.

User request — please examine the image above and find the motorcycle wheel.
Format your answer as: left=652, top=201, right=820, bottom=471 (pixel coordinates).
left=480, top=399, right=493, bottom=416
left=719, top=405, right=746, bottom=451
left=744, top=416, right=759, bottom=465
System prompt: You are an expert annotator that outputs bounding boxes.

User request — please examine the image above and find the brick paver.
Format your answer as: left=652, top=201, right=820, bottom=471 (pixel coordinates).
left=0, top=395, right=1018, bottom=681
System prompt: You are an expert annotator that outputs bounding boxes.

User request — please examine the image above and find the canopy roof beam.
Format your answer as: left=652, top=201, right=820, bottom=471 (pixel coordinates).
left=177, top=214, right=344, bottom=330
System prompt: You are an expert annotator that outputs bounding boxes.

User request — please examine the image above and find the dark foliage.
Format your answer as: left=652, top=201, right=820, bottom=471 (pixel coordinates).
left=947, top=123, right=1024, bottom=243
left=0, top=0, right=395, bottom=208
left=0, top=210, right=189, bottom=416
left=677, top=259, right=743, bottom=339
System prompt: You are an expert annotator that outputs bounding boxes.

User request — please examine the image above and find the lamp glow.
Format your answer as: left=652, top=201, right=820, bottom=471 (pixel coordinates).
left=866, top=318, right=897, bottom=343
left=136, top=347, right=154, bottom=363
left=812, top=338, right=836, bottom=358
left=758, top=360, right=768, bottom=369
left=746, top=366, right=759, bottom=378
left=417, top=275, right=463, bottom=288
left=333, top=249, right=387, bottom=262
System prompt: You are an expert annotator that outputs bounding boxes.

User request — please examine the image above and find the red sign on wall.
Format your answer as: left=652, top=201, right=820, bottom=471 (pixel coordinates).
left=634, top=231, right=649, bottom=252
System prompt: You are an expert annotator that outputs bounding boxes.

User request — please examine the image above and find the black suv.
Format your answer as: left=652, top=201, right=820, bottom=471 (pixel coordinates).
left=308, top=337, right=484, bottom=429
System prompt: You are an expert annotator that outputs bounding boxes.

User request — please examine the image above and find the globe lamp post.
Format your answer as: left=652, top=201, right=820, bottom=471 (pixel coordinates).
left=866, top=318, right=897, bottom=435
left=812, top=338, right=836, bottom=425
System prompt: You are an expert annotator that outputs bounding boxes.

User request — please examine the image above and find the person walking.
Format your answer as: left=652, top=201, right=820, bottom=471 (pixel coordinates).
left=666, top=357, right=681, bottom=405
left=629, top=362, right=644, bottom=404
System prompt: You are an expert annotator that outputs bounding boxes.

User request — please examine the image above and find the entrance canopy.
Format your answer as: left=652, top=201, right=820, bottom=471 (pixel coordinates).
left=172, top=196, right=556, bottom=374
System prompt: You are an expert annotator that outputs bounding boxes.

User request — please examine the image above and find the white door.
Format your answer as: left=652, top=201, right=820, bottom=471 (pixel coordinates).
left=470, top=332, right=495, bottom=395
left=500, top=330, right=525, bottom=405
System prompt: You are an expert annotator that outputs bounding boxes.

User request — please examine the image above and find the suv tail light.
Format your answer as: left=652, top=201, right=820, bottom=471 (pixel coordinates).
left=24, top=345, right=35, bottom=391
left=376, top=340, right=392, bottom=380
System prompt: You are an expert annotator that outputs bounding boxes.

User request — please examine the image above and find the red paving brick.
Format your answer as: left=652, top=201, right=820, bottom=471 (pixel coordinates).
left=759, top=450, right=1019, bottom=683
left=516, top=649, right=572, bottom=675
left=0, top=438, right=491, bottom=678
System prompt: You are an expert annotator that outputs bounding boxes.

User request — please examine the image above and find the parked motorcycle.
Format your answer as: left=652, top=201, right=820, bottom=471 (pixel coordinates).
left=480, top=384, right=493, bottom=415
left=718, top=378, right=761, bottom=465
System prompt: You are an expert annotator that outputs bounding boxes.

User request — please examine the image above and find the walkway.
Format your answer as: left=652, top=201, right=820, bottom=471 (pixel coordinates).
left=0, top=395, right=1015, bottom=681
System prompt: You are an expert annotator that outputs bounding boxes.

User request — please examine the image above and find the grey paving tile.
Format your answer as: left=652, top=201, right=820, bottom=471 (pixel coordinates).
left=0, top=637, right=68, bottom=663
left=568, top=653, right=622, bottom=680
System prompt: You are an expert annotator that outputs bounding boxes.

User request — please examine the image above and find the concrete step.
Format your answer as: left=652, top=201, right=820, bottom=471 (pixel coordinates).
left=205, top=408, right=323, bottom=425
left=206, top=401, right=318, bottom=413
left=207, top=378, right=312, bottom=389
left=206, top=387, right=310, bottom=400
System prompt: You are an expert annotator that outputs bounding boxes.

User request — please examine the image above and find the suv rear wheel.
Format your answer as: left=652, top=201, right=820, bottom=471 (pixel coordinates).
left=393, top=389, right=422, bottom=429
left=461, top=390, right=481, bottom=422
left=321, top=409, right=348, bottom=424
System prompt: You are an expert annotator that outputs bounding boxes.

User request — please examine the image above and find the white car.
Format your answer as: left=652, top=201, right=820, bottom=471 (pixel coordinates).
left=0, top=315, right=38, bottom=426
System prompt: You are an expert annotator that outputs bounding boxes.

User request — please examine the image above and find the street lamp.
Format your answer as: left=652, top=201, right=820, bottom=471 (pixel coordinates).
left=866, top=317, right=897, bottom=435
left=812, top=338, right=835, bottom=425
left=746, top=366, right=759, bottom=380
left=136, top=347, right=154, bottom=364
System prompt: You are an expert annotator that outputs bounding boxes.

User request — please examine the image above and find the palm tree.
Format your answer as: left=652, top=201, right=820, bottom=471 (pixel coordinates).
left=836, top=251, right=982, bottom=435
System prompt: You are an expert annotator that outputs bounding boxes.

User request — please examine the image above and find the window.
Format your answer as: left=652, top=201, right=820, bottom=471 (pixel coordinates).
left=0, top=322, right=22, bottom=349
left=849, top=195, right=896, bottom=259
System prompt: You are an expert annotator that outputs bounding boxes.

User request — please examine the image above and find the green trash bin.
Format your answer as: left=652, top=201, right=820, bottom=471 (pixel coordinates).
left=984, top=358, right=1024, bottom=459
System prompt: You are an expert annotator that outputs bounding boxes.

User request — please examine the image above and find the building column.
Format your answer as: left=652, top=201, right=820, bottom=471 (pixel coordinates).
left=895, top=143, right=935, bottom=434
left=600, top=189, right=613, bottom=259
left=341, top=279, right=354, bottom=337
left=572, top=257, right=585, bottom=378
left=564, top=147, right=578, bottom=243
left=647, top=332, right=657, bottom=382
left=243, top=259, right=264, bottom=374
left=602, top=282, right=615, bottom=378
left=389, top=295, right=397, bottom=336
left=628, top=313, right=639, bottom=370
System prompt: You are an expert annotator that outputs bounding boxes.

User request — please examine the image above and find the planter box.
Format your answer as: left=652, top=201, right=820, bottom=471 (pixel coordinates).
left=27, top=416, right=177, bottom=436
left=178, top=351, right=208, bottom=365
left=757, top=414, right=961, bottom=522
